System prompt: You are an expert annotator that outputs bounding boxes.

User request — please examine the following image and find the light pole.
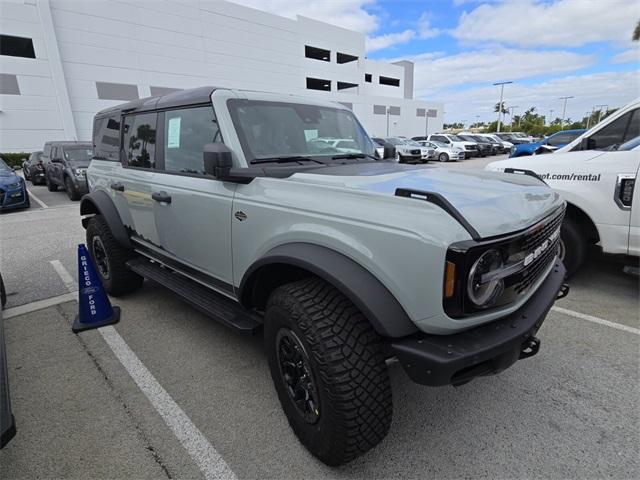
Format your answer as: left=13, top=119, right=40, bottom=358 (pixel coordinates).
left=559, top=96, right=574, bottom=128
left=386, top=107, right=390, bottom=137
left=584, top=110, right=592, bottom=129
left=595, top=104, right=608, bottom=123
left=548, top=109, right=554, bottom=126
left=507, top=106, right=519, bottom=131
left=493, top=81, right=513, bottom=133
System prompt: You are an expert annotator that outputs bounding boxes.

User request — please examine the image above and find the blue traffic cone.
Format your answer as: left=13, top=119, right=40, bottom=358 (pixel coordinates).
left=72, top=243, right=120, bottom=333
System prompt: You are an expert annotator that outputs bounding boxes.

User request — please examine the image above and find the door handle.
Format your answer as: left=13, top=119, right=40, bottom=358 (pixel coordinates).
left=151, top=191, right=172, bottom=204
left=110, top=182, right=125, bottom=192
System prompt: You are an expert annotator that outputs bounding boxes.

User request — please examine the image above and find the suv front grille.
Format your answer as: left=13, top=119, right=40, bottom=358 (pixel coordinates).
left=464, top=145, right=475, bottom=150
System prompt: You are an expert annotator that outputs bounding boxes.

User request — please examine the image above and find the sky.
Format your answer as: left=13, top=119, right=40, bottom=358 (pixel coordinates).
left=234, top=0, right=640, bottom=125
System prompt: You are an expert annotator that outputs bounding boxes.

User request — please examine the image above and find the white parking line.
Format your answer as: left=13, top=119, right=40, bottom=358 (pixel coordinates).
left=50, top=261, right=237, bottom=480
left=551, top=306, right=640, bottom=335
left=3, top=291, right=77, bottom=319
left=27, top=188, right=48, bottom=209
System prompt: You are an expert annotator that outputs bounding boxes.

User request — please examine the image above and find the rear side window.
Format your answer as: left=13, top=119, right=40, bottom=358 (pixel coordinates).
left=162, top=106, right=221, bottom=175
left=43, top=143, right=51, bottom=158
left=93, top=115, right=121, bottom=161
left=587, top=109, right=638, bottom=149
left=122, top=113, right=157, bottom=169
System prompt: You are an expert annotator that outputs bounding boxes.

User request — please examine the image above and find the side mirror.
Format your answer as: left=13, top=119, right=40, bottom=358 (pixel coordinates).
left=203, top=143, right=232, bottom=178
left=382, top=145, right=396, bottom=160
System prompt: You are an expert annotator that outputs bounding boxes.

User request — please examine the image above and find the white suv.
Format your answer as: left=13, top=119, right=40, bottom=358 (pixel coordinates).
left=81, top=86, right=568, bottom=466
left=425, top=133, right=478, bottom=158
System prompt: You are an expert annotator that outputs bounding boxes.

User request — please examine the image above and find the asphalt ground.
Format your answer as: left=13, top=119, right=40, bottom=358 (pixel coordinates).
left=1, top=160, right=639, bottom=479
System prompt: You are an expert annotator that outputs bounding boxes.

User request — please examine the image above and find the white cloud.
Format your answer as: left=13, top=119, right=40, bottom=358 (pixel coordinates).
left=366, top=29, right=416, bottom=52
left=431, top=70, right=640, bottom=124
left=453, top=0, right=638, bottom=48
left=409, top=47, right=596, bottom=95
left=612, top=48, right=640, bottom=65
left=230, top=0, right=379, bottom=34
left=417, top=13, right=441, bottom=39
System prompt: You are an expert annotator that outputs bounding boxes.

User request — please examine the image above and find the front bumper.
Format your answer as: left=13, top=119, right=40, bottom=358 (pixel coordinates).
left=0, top=187, right=29, bottom=211
left=390, top=260, right=567, bottom=387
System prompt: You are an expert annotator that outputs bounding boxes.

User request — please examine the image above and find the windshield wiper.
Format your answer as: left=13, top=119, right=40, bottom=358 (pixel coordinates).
left=330, top=153, right=379, bottom=161
left=251, top=156, right=325, bottom=165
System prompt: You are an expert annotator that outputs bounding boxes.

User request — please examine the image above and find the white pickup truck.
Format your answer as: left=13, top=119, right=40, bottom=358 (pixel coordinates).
left=486, top=98, right=640, bottom=274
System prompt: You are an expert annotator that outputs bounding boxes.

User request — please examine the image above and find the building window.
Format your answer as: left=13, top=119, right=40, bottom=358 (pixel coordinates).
left=306, top=77, right=331, bottom=91
left=337, top=81, right=358, bottom=91
left=388, top=106, right=401, bottom=116
left=339, top=102, right=353, bottom=110
left=365, top=73, right=372, bottom=83
left=0, top=35, right=36, bottom=59
left=0, top=73, right=20, bottom=95
left=305, top=45, right=330, bottom=62
left=337, top=52, right=358, bottom=64
left=416, top=108, right=426, bottom=117
left=150, top=86, right=181, bottom=97
left=123, top=113, right=157, bottom=168
left=379, top=76, right=400, bottom=87
left=96, top=82, right=139, bottom=101
left=373, top=105, right=386, bottom=115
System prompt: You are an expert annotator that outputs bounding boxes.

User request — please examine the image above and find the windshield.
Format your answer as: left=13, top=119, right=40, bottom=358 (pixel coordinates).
left=385, top=138, right=405, bottom=145
left=227, top=99, right=376, bottom=162
left=448, top=135, right=465, bottom=142
left=64, top=147, right=92, bottom=165
left=404, top=139, right=422, bottom=146
left=0, top=158, right=11, bottom=172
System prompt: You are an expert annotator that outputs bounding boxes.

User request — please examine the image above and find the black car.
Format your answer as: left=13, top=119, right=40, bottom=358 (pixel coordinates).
left=42, top=141, right=92, bottom=200
left=458, top=135, right=491, bottom=157
left=471, top=135, right=500, bottom=155
left=21, top=151, right=45, bottom=185
left=495, top=132, right=529, bottom=145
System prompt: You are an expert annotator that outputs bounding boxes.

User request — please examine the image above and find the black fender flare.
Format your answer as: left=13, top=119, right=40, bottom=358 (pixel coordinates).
left=239, top=243, right=419, bottom=338
left=80, top=190, right=132, bottom=249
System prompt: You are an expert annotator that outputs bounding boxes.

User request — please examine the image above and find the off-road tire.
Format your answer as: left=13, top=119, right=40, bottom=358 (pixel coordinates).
left=559, top=216, right=587, bottom=277
left=65, top=176, right=80, bottom=201
left=45, top=173, right=58, bottom=191
left=86, top=215, right=143, bottom=296
left=264, top=277, right=392, bottom=466
left=438, top=152, right=449, bottom=162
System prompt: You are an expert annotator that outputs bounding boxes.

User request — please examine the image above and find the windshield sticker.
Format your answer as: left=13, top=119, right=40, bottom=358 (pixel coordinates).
left=539, top=173, right=601, bottom=182
left=167, top=117, right=181, bottom=148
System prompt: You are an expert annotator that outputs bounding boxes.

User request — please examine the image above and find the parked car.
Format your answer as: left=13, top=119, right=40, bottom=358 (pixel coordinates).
left=419, top=134, right=479, bottom=158
left=510, top=132, right=535, bottom=143
left=1, top=272, right=17, bottom=449
left=487, top=134, right=639, bottom=275
left=474, top=134, right=512, bottom=153
left=457, top=134, right=491, bottom=157
left=416, top=140, right=465, bottom=162
left=0, top=155, right=30, bottom=212
left=42, top=141, right=92, bottom=200
left=558, top=97, right=640, bottom=153
left=81, top=86, right=568, bottom=466
left=403, top=138, right=435, bottom=161
left=383, top=137, right=424, bottom=163
left=510, top=130, right=586, bottom=158
left=495, top=132, right=530, bottom=145
left=21, top=151, right=45, bottom=185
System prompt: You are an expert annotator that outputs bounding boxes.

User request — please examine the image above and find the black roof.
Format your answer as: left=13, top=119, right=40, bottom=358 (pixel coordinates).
left=96, top=86, right=216, bottom=117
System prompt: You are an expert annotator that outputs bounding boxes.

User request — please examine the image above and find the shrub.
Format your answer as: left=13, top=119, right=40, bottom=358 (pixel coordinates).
left=0, top=152, right=31, bottom=168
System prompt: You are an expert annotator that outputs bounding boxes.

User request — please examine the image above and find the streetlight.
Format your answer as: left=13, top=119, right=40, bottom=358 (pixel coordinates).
left=493, top=81, right=513, bottom=133
left=548, top=109, right=554, bottom=126
left=595, top=104, right=608, bottom=123
left=559, top=96, right=574, bottom=128
left=386, top=107, right=390, bottom=137
left=507, top=106, right=519, bottom=131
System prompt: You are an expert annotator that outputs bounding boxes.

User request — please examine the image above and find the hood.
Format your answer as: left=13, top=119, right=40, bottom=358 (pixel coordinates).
left=291, top=163, right=562, bottom=238
left=0, top=169, right=20, bottom=185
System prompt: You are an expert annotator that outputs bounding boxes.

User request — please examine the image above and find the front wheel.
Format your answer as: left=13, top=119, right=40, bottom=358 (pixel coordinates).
left=438, top=153, right=449, bottom=162
left=265, top=278, right=392, bottom=466
left=86, top=215, right=143, bottom=296
left=559, top=216, right=587, bottom=277
left=45, top=173, right=58, bottom=192
left=65, top=176, right=80, bottom=201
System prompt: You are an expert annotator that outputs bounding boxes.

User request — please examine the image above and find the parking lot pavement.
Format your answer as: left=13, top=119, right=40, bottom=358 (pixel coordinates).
left=434, top=153, right=509, bottom=170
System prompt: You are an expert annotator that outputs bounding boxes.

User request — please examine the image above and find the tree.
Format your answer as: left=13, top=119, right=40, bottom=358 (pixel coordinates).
left=494, top=101, right=508, bottom=115
left=634, top=20, right=640, bottom=41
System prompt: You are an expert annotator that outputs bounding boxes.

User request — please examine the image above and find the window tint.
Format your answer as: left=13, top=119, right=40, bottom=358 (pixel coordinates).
left=123, top=113, right=157, bottom=168
left=93, top=115, right=121, bottom=161
left=43, top=144, right=52, bottom=158
left=547, top=133, right=574, bottom=147
left=588, top=111, right=634, bottom=149
left=51, top=146, right=59, bottom=160
left=623, top=109, right=640, bottom=142
left=163, top=106, right=221, bottom=175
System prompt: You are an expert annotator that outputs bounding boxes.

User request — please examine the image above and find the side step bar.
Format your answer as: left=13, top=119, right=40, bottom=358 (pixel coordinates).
left=126, top=258, right=262, bottom=335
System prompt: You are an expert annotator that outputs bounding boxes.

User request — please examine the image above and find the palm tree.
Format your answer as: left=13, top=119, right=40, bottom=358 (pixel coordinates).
left=634, top=20, right=640, bottom=41
left=494, top=101, right=508, bottom=115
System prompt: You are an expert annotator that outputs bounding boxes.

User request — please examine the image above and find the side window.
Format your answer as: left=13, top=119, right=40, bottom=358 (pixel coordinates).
left=588, top=111, right=633, bottom=149
left=51, top=146, right=58, bottom=161
left=163, top=106, right=221, bottom=175
left=122, top=113, right=157, bottom=168
left=43, top=144, right=51, bottom=159
left=547, top=134, right=572, bottom=147
left=623, top=109, right=639, bottom=142
left=93, top=115, right=121, bottom=161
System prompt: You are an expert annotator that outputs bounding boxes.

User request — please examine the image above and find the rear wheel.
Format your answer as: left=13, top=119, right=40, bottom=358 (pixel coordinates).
left=86, top=215, right=143, bottom=296
left=559, top=216, right=587, bottom=277
left=265, top=278, right=392, bottom=466
left=45, top=172, right=58, bottom=191
left=438, top=153, right=449, bottom=162
left=65, top=176, right=80, bottom=201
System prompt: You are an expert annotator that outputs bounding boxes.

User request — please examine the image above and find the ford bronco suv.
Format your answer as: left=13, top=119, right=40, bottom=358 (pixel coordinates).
left=80, top=87, right=568, bottom=466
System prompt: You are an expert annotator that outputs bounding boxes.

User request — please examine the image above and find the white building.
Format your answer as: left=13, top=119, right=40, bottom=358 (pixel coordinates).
left=0, top=0, right=443, bottom=153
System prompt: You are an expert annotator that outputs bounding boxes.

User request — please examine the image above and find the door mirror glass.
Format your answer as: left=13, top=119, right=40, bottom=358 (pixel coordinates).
left=203, top=143, right=232, bottom=178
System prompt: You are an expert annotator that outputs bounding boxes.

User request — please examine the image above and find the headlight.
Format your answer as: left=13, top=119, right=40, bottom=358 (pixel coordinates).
left=8, top=181, right=21, bottom=188
left=467, top=249, right=505, bottom=307
left=510, top=146, right=516, bottom=155
left=75, top=168, right=86, bottom=176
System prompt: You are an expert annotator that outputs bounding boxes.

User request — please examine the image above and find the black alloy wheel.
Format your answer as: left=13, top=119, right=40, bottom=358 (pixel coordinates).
left=91, top=235, right=110, bottom=281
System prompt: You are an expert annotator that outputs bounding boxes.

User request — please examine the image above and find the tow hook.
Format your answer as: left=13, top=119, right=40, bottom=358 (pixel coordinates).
left=556, top=283, right=570, bottom=300
left=520, top=336, right=540, bottom=359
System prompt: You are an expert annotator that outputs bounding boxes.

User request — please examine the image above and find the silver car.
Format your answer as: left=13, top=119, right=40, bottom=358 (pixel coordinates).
left=418, top=140, right=465, bottom=162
